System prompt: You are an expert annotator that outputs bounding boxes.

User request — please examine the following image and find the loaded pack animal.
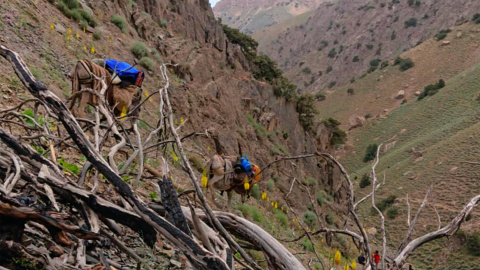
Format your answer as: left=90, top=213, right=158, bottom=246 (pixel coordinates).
left=68, top=59, right=144, bottom=118
left=202, top=154, right=261, bottom=211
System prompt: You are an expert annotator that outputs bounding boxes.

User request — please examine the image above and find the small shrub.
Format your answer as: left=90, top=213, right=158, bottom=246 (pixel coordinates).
left=366, top=44, right=374, bottom=50
left=380, top=61, right=389, bottom=69
left=326, top=66, right=333, bottom=73
left=296, top=94, right=317, bottom=132
left=316, top=192, right=324, bottom=206
left=315, top=92, right=326, bottom=101
left=352, top=55, right=359, bottom=62
left=387, top=207, right=399, bottom=219
left=328, top=48, right=337, bottom=58
left=370, top=58, right=381, bottom=67
left=404, top=18, right=418, bottom=28
left=237, top=205, right=263, bottom=223
left=160, top=19, right=168, bottom=28
left=301, top=238, right=314, bottom=252
left=359, top=174, right=371, bottom=188
left=302, top=177, right=315, bottom=186
left=325, top=212, right=334, bottom=225
left=363, top=144, right=378, bottom=162
left=393, top=57, right=415, bottom=71
left=131, top=41, right=149, bottom=58
left=267, top=179, right=275, bottom=191
left=435, top=29, right=451, bottom=41
left=251, top=184, right=260, bottom=199
left=328, top=81, right=337, bottom=88
left=252, top=54, right=282, bottom=83
left=111, top=15, right=127, bottom=33
left=139, top=57, right=154, bottom=70
left=466, top=232, right=480, bottom=256
left=377, top=195, right=397, bottom=212
left=472, top=13, right=480, bottom=24
left=365, top=113, right=372, bottom=119
left=302, top=67, right=312, bottom=74
left=93, top=30, right=102, bottom=40
left=275, top=211, right=288, bottom=227
left=417, top=79, right=445, bottom=100
left=63, top=0, right=79, bottom=9
left=272, top=76, right=297, bottom=101
left=347, top=88, right=355, bottom=95
left=303, top=210, right=317, bottom=228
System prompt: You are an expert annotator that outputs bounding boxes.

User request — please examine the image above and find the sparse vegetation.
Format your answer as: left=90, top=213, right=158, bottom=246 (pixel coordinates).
left=347, top=88, right=355, bottom=95
left=131, top=41, right=149, bottom=58
left=275, top=211, right=288, bottom=227
left=139, top=57, right=154, bottom=70
left=328, top=48, right=337, bottom=58
left=92, top=30, right=102, bottom=40
left=435, top=29, right=451, bottom=40
left=359, top=174, right=371, bottom=188
left=267, top=179, right=275, bottom=191
left=325, top=212, right=334, bottom=225
left=111, top=15, right=127, bottom=33
left=377, top=195, right=397, bottom=212
left=236, top=205, right=263, bottom=223
left=404, top=18, right=418, bottom=28
left=328, top=81, right=337, bottom=88
left=363, top=144, right=378, bottom=162
left=301, top=238, right=314, bottom=252
left=315, top=92, right=326, bottom=101
left=393, top=57, right=415, bottom=71
left=326, top=66, right=333, bottom=73
left=316, top=192, right=324, bottom=206
left=296, top=94, right=317, bottom=132
left=387, top=207, right=399, bottom=219
left=322, top=118, right=347, bottom=146
left=417, top=79, right=446, bottom=100
left=352, top=55, right=360, bottom=62
left=303, top=210, right=317, bottom=228
left=247, top=114, right=268, bottom=140
left=222, top=24, right=258, bottom=59
left=302, top=67, right=312, bottom=74
left=252, top=54, right=282, bottom=83
left=56, top=0, right=98, bottom=27
left=473, top=13, right=480, bottom=24
left=273, top=76, right=297, bottom=101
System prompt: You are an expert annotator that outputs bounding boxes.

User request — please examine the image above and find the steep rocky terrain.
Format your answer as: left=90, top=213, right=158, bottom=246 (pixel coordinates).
left=213, top=0, right=324, bottom=34
left=256, top=0, right=480, bottom=92
left=0, top=0, right=355, bottom=269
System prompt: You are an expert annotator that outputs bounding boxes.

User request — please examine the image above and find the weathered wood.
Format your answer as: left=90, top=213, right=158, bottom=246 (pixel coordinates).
left=0, top=44, right=230, bottom=270
left=159, top=176, right=192, bottom=237
left=196, top=210, right=306, bottom=270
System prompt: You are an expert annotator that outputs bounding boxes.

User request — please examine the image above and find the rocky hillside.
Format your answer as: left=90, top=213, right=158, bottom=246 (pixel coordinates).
left=213, top=0, right=324, bottom=34
left=256, top=0, right=480, bottom=92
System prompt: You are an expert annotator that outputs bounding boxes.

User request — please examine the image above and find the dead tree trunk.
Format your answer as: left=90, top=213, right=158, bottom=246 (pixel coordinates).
left=159, top=176, right=192, bottom=237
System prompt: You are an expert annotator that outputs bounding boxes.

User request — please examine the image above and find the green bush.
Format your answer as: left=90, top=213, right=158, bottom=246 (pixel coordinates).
left=322, top=118, right=346, bottom=145
left=63, top=0, right=79, bottom=9
left=404, top=18, right=418, bottom=28
left=57, top=0, right=98, bottom=27
left=131, top=41, right=149, bottom=58
left=473, top=13, right=480, bottom=24
left=111, top=15, right=127, bottom=33
left=139, top=57, right=154, bottom=70
left=296, top=94, right=317, bottom=132
left=352, top=55, right=359, bottom=62
left=435, top=29, right=451, bottom=41
left=466, top=232, right=480, bottom=256
left=302, top=177, right=315, bottom=186
left=347, top=88, right=355, bottom=95
left=377, top=195, right=397, bottom=212
left=303, top=210, right=317, bottom=228
left=363, top=144, right=378, bottom=162
left=387, top=207, right=399, bottom=219
left=237, top=205, right=263, bottom=223
left=417, top=79, right=445, bottom=100
left=325, top=212, right=334, bottom=225
left=247, top=114, right=268, bottom=140
left=370, top=58, right=381, bottom=67
left=250, top=184, right=260, bottom=199
left=160, top=19, right=168, bottom=28
left=275, top=211, right=288, bottom=227
left=252, top=54, right=282, bottom=83
left=328, top=48, right=337, bottom=58
left=326, top=66, right=333, bottom=73
left=93, top=30, right=102, bottom=40
left=272, top=76, right=297, bottom=101
left=267, top=179, right=275, bottom=191
left=316, top=192, right=324, bottom=206
left=301, top=238, right=314, bottom=252
left=380, top=61, right=389, bottom=69
left=315, top=92, right=326, bottom=101
left=222, top=24, right=258, bottom=59
left=359, top=174, right=371, bottom=188
left=393, top=57, right=415, bottom=71
left=302, top=67, right=312, bottom=74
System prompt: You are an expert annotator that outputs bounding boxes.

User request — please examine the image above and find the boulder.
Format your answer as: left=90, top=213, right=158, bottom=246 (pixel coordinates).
left=414, top=91, right=421, bottom=96
left=441, top=40, right=451, bottom=46
left=396, top=90, right=405, bottom=100
left=54, top=23, right=66, bottom=34
left=348, top=115, right=365, bottom=130
left=456, top=31, right=463, bottom=38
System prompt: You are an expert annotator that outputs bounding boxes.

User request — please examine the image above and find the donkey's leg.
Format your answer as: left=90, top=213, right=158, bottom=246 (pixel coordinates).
left=226, top=190, right=233, bottom=212
left=76, top=92, right=89, bottom=119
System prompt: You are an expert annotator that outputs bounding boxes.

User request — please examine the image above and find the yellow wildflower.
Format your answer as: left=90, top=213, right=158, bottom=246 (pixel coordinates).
left=334, top=250, right=341, bottom=266
left=91, top=45, right=95, bottom=54
left=261, top=192, right=267, bottom=200
left=352, top=261, right=357, bottom=270
left=50, top=24, right=54, bottom=30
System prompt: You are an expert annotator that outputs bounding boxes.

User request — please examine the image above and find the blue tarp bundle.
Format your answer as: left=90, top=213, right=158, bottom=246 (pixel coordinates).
left=104, top=59, right=144, bottom=86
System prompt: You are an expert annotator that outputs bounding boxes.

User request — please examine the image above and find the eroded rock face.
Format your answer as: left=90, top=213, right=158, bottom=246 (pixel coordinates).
left=396, top=90, right=405, bottom=100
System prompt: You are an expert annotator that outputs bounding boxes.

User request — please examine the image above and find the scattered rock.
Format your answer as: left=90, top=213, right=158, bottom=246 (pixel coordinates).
left=396, top=90, right=405, bottom=100
left=400, top=128, right=407, bottom=133
left=163, top=243, right=173, bottom=250
left=450, top=167, right=458, bottom=172
left=55, top=23, right=66, bottom=34
left=158, top=34, right=165, bottom=40
left=348, top=115, right=365, bottom=130
left=441, top=40, right=451, bottom=46
left=456, top=31, right=463, bottom=38
left=410, top=147, right=423, bottom=163
left=414, top=91, right=421, bottom=96
left=384, top=141, right=397, bottom=153
left=48, top=245, right=64, bottom=257
left=167, top=31, right=175, bottom=38
left=368, top=227, right=377, bottom=236
left=79, top=0, right=94, bottom=16
left=383, top=109, right=390, bottom=113
left=170, top=259, right=182, bottom=268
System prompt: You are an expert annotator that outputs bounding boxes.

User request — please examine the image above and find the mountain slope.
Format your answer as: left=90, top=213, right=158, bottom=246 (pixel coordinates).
left=257, top=0, right=480, bottom=92
left=213, top=0, right=324, bottom=34
left=321, top=21, right=480, bottom=269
